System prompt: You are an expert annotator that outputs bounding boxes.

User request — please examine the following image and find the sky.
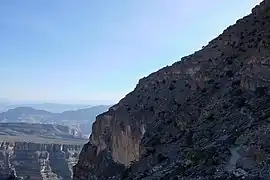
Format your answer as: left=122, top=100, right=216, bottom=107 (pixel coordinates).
left=0, top=0, right=263, bottom=104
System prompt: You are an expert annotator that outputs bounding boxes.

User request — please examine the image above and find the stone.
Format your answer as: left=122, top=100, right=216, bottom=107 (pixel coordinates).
left=233, top=168, right=248, bottom=177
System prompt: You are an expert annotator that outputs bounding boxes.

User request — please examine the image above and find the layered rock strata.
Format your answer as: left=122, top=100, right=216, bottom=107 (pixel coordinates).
left=74, top=1, right=270, bottom=179
left=0, top=141, right=83, bottom=180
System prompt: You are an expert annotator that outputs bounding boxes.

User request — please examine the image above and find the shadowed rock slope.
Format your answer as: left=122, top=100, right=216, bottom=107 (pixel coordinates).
left=74, top=1, right=270, bottom=179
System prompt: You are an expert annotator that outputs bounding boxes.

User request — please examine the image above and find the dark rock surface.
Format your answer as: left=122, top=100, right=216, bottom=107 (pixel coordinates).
left=73, top=1, right=270, bottom=179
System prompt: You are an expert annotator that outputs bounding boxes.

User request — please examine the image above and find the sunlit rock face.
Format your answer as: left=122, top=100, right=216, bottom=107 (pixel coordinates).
left=0, top=141, right=83, bottom=180
left=74, top=0, right=270, bottom=179
left=73, top=111, right=144, bottom=180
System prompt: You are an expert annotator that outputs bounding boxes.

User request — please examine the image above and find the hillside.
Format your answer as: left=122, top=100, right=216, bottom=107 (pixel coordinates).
left=0, top=105, right=110, bottom=135
left=74, top=1, right=270, bottom=179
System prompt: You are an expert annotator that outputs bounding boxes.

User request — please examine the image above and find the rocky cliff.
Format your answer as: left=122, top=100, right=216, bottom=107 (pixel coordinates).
left=0, top=123, right=86, bottom=180
left=0, top=141, right=83, bottom=180
left=74, top=1, right=270, bottom=179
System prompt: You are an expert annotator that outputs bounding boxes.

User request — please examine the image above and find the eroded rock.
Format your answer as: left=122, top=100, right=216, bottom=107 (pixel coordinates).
left=0, top=141, right=83, bottom=180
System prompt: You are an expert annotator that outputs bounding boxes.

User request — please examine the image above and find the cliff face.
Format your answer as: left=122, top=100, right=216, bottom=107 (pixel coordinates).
left=0, top=141, right=83, bottom=180
left=74, top=1, right=270, bottom=179
left=0, top=123, right=86, bottom=179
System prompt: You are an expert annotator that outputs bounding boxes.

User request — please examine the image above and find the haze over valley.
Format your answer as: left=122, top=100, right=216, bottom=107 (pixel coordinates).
left=0, top=104, right=110, bottom=136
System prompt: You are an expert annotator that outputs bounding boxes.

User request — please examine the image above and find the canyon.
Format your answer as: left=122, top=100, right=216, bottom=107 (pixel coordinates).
left=0, top=123, right=86, bottom=180
left=0, top=142, right=83, bottom=180
left=73, top=1, right=270, bottom=179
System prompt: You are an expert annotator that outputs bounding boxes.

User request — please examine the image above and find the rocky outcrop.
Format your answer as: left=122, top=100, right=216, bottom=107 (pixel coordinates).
left=74, top=0, right=270, bottom=179
left=0, top=141, right=83, bottom=180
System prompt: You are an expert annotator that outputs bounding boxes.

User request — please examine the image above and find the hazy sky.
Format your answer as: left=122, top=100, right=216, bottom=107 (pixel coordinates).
left=0, top=0, right=262, bottom=104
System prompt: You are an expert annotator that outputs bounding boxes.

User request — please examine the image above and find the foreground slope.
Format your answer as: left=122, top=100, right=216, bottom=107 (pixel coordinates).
left=74, top=1, right=270, bottom=179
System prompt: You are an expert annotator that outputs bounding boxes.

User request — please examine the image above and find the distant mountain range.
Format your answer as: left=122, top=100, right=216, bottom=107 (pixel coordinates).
left=0, top=122, right=87, bottom=144
left=0, top=105, right=110, bottom=136
left=0, top=102, right=99, bottom=113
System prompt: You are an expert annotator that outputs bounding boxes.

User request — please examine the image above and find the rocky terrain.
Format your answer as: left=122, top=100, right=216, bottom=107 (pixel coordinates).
left=73, top=1, right=270, bottom=179
left=0, top=105, right=110, bottom=136
left=0, top=123, right=86, bottom=180
left=0, top=142, right=83, bottom=180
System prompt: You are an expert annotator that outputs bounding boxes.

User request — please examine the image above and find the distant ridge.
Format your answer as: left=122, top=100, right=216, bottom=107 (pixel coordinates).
left=0, top=102, right=102, bottom=113
left=0, top=105, right=110, bottom=135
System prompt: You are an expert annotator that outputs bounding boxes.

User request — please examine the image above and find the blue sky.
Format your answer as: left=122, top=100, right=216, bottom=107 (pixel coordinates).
left=0, top=0, right=262, bottom=104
